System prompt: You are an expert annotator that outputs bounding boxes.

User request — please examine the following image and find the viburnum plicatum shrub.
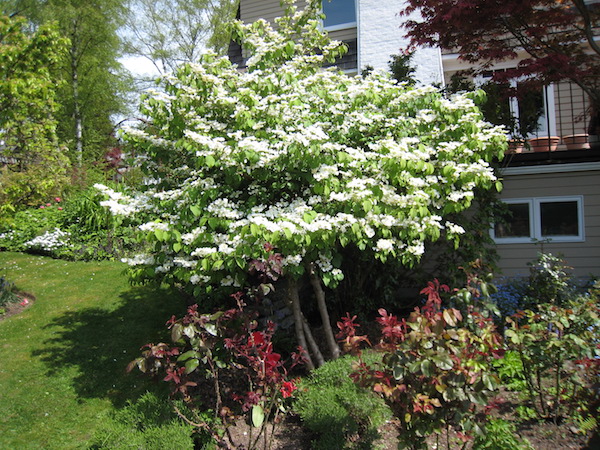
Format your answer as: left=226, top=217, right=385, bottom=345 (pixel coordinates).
left=338, top=280, right=504, bottom=449
left=103, top=0, right=506, bottom=367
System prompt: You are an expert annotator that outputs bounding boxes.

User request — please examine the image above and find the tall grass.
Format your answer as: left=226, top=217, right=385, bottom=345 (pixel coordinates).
left=0, top=252, right=188, bottom=449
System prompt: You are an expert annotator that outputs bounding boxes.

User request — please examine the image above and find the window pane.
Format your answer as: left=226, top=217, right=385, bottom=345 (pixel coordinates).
left=323, top=0, right=356, bottom=27
left=540, top=201, right=578, bottom=236
left=495, top=203, right=531, bottom=238
left=517, top=84, right=546, bottom=136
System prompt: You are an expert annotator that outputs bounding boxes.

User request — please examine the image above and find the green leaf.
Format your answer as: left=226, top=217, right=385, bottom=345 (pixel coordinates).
left=362, top=199, right=373, bottom=212
left=421, top=360, right=434, bottom=377
left=393, top=365, right=405, bottom=380
left=252, top=405, right=265, bottom=428
left=302, top=211, right=317, bottom=223
left=178, top=350, right=199, bottom=362
left=190, top=205, right=202, bottom=217
left=171, top=323, right=183, bottom=342
left=204, top=323, right=217, bottom=336
left=443, top=309, right=456, bottom=327
left=185, top=358, right=200, bottom=374
left=433, top=354, right=454, bottom=371
left=173, top=242, right=182, bottom=252
left=205, top=155, right=216, bottom=167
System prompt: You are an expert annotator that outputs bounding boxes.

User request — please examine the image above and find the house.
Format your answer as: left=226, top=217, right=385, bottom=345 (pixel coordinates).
left=229, top=0, right=600, bottom=279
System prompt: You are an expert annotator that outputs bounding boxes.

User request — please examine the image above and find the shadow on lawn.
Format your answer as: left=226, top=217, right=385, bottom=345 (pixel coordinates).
left=31, top=285, right=189, bottom=407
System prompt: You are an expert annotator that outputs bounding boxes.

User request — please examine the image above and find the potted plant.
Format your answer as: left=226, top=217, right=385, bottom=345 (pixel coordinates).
left=528, top=136, right=561, bottom=152
left=507, top=139, right=526, bottom=153
left=562, top=134, right=590, bottom=150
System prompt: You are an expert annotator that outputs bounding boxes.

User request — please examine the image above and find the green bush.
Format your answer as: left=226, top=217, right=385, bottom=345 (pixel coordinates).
left=293, top=353, right=391, bottom=449
left=473, top=418, right=532, bottom=449
left=0, top=200, right=65, bottom=251
left=88, top=392, right=197, bottom=449
left=504, top=293, right=600, bottom=422
left=0, top=186, right=144, bottom=261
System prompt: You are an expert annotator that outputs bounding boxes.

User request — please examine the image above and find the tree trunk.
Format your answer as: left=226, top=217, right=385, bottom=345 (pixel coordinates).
left=70, top=43, right=83, bottom=167
left=287, top=277, right=315, bottom=370
left=307, top=262, right=340, bottom=360
left=301, top=312, right=325, bottom=367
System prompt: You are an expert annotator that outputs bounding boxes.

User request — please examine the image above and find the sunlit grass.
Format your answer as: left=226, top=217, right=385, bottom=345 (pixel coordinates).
left=0, top=252, right=188, bottom=449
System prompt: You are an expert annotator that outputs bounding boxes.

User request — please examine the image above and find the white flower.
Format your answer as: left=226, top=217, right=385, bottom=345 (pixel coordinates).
left=282, top=254, right=303, bottom=266
left=407, top=243, right=425, bottom=257
left=190, top=274, right=210, bottom=285
left=122, top=254, right=155, bottom=266
left=24, top=228, right=70, bottom=251
left=375, top=239, right=394, bottom=252
left=139, top=221, right=170, bottom=232
left=445, top=222, right=465, bottom=235
left=191, top=247, right=218, bottom=257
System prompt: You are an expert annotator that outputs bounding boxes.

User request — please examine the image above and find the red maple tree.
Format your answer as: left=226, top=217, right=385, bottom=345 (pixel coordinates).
left=402, top=0, right=600, bottom=134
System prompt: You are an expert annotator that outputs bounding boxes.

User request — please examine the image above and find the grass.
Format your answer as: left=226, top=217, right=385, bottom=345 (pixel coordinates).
left=0, top=252, right=189, bottom=449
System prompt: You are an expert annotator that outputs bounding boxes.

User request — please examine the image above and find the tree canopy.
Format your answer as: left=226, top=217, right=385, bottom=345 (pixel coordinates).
left=6, top=0, right=131, bottom=168
left=124, top=0, right=239, bottom=78
left=402, top=1, right=600, bottom=110
left=0, top=14, right=70, bottom=213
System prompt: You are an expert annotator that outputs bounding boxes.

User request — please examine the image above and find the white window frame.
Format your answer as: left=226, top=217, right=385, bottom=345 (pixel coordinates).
left=322, top=0, right=357, bottom=32
left=492, top=196, right=585, bottom=244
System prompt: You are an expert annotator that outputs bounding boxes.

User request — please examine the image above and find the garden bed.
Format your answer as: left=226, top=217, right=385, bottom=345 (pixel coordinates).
left=0, top=290, right=34, bottom=321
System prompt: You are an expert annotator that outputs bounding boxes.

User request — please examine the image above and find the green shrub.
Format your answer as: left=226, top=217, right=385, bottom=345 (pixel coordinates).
left=293, top=353, right=391, bottom=449
left=505, top=293, right=600, bottom=422
left=0, top=200, right=64, bottom=251
left=492, top=350, right=527, bottom=391
left=0, top=186, right=144, bottom=261
left=88, top=392, right=197, bottom=449
left=473, top=419, right=532, bottom=449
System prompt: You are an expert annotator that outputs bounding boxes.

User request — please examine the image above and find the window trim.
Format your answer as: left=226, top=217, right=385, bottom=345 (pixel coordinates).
left=491, top=196, right=585, bottom=244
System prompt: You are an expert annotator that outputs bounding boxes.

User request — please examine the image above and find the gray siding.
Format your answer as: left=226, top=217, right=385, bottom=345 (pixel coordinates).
left=242, top=0, right=307, bottom=24
left=496, top=169, right=600, bottom=278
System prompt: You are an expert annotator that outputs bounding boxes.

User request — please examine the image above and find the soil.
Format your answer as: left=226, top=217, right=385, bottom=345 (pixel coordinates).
left=223, top=410, right=598, bottom=450
left=0, top=291, right=34, bottom=321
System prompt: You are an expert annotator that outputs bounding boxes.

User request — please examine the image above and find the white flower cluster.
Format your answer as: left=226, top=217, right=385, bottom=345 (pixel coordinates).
left=24, top=228, right=70, bottom=251
left=94, top=184, right=152, bottom=217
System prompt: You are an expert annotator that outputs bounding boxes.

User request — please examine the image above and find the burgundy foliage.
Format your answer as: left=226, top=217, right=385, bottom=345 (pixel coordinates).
left=402, top=0, right=600, bottom=105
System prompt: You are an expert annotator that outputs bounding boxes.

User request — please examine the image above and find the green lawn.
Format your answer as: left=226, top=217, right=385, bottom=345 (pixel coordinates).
left=0, top=252, right=188, bottom=449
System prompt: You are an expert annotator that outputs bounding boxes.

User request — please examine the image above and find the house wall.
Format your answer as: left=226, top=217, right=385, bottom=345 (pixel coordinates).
left=357, top=0, right=443, bottom=84
left=495, top=166, right=600, bottom=278
left=241, top=0, right=307, bottom=24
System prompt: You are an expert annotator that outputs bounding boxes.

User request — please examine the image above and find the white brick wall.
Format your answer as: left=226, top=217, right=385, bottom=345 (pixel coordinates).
left=357, top=0, right=443, bottom=85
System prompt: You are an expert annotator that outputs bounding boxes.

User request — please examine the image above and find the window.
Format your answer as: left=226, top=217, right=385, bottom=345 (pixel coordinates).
left=322, top=0, right=356, bottom=30
left=510, top=83, right=555, bottom=137
left=492, top=196, right=584, bottom=243
left=475, top=72, right=556, bottom=138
